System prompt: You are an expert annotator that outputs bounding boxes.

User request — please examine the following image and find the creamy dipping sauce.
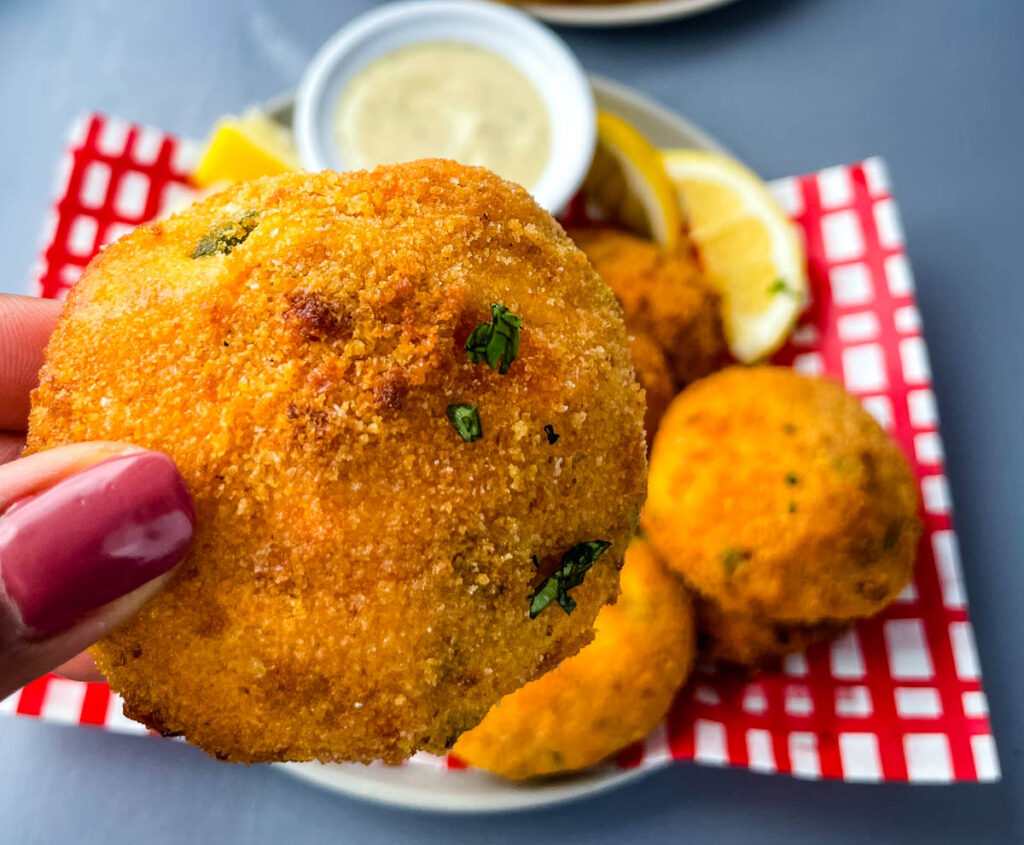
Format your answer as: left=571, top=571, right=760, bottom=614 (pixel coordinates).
left=335, top=41, right=552, bottom=188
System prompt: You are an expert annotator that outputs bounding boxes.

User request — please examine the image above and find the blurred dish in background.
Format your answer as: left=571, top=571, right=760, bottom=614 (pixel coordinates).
left=522, top=0, right=740, bottom=29
left=294, top=0, right=594, bottom=214
left=335, top=41, right=551, bottom=189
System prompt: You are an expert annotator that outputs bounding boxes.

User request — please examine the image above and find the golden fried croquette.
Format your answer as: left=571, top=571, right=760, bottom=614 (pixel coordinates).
left=571, top=227, right=726, bottom=388
left=644, top=366, right=920, bottom=664
left=28, top=161, right=648, bottom=764
left=693, top=594, right=846, bottom=668
left=628, top=330, right=674, bottom=446
left=453, top=538, right=695, bottom=779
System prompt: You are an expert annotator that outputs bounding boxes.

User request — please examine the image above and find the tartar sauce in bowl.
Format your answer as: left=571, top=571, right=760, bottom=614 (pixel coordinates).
left=295, top=0, right=595, bottom=214
left=335, top=41, right=551, bottom=189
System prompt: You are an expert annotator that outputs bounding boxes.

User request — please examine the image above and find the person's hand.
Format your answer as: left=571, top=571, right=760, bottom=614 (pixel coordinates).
left=0, top=295, right=194, bottom=700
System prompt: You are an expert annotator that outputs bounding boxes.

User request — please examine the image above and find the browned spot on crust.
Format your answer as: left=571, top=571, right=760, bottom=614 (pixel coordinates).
left=284, top=291, right=351, bottom=342
left=124, top=704, right=183, bottom=737
left=372, top=368, right=409, bottom=413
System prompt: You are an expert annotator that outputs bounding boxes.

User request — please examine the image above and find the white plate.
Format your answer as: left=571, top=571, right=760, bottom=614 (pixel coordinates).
left=280, top=756, right=650, bottom=813
left=269, top=74, right=725, bottom=813
left=293, top=0, right=596, bottom=214
left=525, top=0, right=739, bottom=28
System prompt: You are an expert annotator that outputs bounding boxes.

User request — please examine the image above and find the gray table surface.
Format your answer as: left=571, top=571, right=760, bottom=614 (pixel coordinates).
left=2, top=0, right=1022, bottom=842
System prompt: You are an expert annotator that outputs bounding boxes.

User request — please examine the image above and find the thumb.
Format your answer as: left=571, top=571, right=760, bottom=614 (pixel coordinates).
left=0, top=443, right=194, bottom=698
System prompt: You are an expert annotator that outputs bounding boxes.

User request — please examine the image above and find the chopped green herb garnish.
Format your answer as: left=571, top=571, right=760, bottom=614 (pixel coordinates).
left=191, top=211, right=259, bottom=258
left=785, top=472, right=799, bottom=486
left=767, top=277, right=792, bottom=297
left=529, top=540, right=611, bottom=619
left=529, top=578, right=561, bottom=618
left=831, top=456, right=855, bottom=475
left=882, top=523, right=901, bottom=550
left=788, top=501, right=798, bottom=514
left=720, top=547, right=749, bottom=575
left=544, top=425, right=560, bottom=445
left=446, top=403, right=482, bottom=442
left=465, top=303, right=522, bottom=375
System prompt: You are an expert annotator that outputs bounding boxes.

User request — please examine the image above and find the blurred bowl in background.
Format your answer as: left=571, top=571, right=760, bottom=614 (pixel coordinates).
left=295, top=0, right=596, bottom=214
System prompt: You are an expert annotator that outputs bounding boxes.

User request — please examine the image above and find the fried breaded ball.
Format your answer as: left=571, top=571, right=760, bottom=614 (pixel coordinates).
left=453, top=538, right=695, bottom=779
left=571, top=227, right=726, bottom=388
left=644, top=366, right=921, bottom=665
left=693, top=594, right=846, bottom=668
left=27, top=161, right=648, bottom=764
left=628, top=330, right=674, bottom=447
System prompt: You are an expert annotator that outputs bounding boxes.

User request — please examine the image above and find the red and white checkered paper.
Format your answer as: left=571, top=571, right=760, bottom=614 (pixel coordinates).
left=5, top=113, right=999, bottom=784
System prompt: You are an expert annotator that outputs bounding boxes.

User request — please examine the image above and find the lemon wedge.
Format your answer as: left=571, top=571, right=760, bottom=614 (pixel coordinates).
left=661, top=149, right=807, bottom=363
left=193, top=109, right=300, bottom=187
left=581, top=112, right=682, bottom=251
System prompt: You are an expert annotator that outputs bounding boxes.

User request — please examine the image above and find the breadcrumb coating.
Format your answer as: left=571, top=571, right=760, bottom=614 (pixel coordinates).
left=644, top=367, right=920, bottom=652
left=570, top=227, right=726, bottom=388
left=628, top=330, right=674, bottom=447
left=27, top=161, right=647, bottom=763
left=694, top=593, right=847, bottom=668
left=453, top=538, right=695, bottom=779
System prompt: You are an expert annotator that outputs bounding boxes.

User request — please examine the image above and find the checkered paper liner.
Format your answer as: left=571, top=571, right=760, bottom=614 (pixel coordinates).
left=4, top=113, right=998, bottom=784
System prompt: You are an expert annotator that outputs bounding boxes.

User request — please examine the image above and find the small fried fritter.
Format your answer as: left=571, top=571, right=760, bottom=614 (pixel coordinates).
left=27, top=161, right=648, bottom=764
left=571, top=227, right=726, bottom=388
left=628, top=330, right=674, bottom=446
left=644, top=366, right=920, bottom=665
left=454, top=538, right=695, bottom=779
left=694, top=594, right=846, bottom=668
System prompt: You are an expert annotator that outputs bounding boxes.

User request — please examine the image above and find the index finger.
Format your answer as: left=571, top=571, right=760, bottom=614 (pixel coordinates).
left=0, top=295, right=61, bottom=431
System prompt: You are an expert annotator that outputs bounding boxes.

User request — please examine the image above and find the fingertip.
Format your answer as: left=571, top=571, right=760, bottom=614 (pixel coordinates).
left=0, top=442, right=152, bottom=510
left=53, top=651, right=106, bottom=683
left=0, top=450, right=194, bottom=637
left=0, top=295, right=63, bottom=430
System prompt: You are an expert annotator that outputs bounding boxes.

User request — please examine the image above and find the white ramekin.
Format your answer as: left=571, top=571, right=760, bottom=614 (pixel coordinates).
left=294, top=0, right=595, bottom=214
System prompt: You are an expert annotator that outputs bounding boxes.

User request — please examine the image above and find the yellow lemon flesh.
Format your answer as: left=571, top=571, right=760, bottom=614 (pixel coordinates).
left=193, top=109, right=299, bottom=188
left=582, top=112, right=682, bottom=251
left=661, top=149, right=807, bottom=363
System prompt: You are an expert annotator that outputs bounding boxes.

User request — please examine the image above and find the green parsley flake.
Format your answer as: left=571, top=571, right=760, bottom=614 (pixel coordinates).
left=785, top=472, right=799, bottom=485
left=446, top=403, right=482, bottom=442
left=767, top=277, right=792, bottom=297
left=466, top=303, right=522, bottom=375
left=720, top=547, right=749, bottom=575
left=529, top=540, right=611, bottom=619
left=544, top=424, right=560, bottom=444
left=191, top=211, right=259, bottom=258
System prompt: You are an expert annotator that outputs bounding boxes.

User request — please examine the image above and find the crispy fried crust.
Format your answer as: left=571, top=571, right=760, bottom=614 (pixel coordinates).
left=644, top=366, right=921, bottom=639
left=628, top=330, right=674, bottom=447
left=694, top=593, right=847, bottom=668
left=453, top=538, right=695, bottom=779
left=27, top=162, right=647, bottom=763
left=570, top=227, right=726, bottom=388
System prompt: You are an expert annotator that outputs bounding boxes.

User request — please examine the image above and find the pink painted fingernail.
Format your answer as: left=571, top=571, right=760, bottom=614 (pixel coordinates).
left=0, top=452, right=194, bottom=636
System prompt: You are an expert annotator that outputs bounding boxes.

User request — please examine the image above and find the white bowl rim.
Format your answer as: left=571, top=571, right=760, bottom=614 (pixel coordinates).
left=525, top=0, right=739, bottom=27
left=278, top=758, right=655, bottom=814
left=294, top=0, right=596, bottom=213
